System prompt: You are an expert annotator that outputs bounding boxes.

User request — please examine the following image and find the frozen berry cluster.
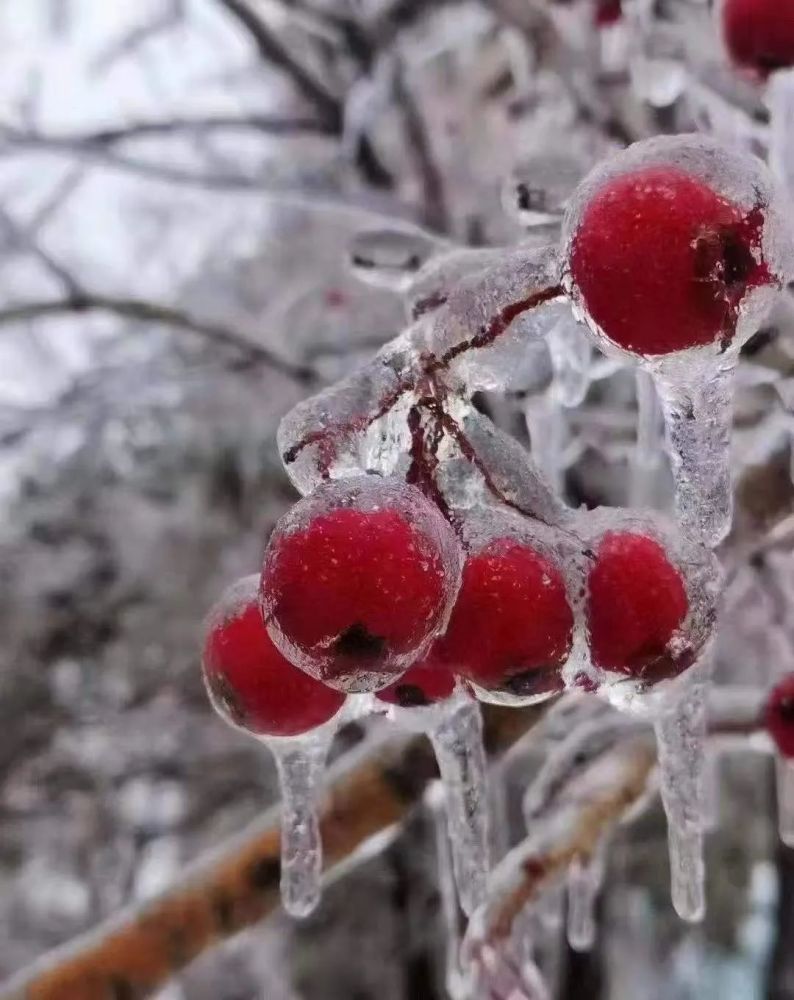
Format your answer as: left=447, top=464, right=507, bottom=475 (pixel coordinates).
left=202, top=471, right=711, bottom=741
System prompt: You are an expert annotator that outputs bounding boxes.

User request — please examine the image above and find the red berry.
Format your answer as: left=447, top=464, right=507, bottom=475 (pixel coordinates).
left=586, top=532, right=690, bottom=681
left=765, top=674, right=794, bottom=758
left=202, top=576, right=345, bottom=738
left=595, top=0, right=622, bottom=26
left=376, top=654, right=457, bottom=708
left=569, top=165, right=770, bottom=355
left=261, top=477, right=461, bottom=693
left=434, top=538, right=573, bottom=699
left=722, top=0, right=794, bottom=77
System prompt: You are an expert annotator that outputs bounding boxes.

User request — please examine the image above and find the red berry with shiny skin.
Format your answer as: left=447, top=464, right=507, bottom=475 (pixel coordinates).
left=434, top=538, right=574, bottom=699
left=569, top=165, right=770, bottom=356
left=722, top=0, right=794, bottom=77
left=261, top=479, right=460, bottom=693
left=586, top=532, right=690, bottom=681
left=766, top=674, right=794, bottom=758
left=376, top=655, right=457, bottom=708
left=202, top=577, right=345, bottom=738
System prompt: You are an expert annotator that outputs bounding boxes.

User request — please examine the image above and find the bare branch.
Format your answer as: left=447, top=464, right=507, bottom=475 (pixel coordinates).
left=0, top=114, right=332, bottom=149
left=0, top=704, right=545, bottom=1000
left=0, top=203, right=84, bottom=298
left=216, top=0, right=342, bottom=128
left=0, top=294, right=317, bottom=384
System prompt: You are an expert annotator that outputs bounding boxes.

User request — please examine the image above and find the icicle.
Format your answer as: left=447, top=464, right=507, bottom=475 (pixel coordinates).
left=767, top=68, right=794, bottom=203
left=775, top=756, right=794, bottom=848
left=652, top=351, right=737, bottom=547
left=653, top=677, right=708, bottom=922
left=566, top=840, right=607, bottom=952
left=269, top=734, right=331, bottom=918
left=524, top=395, right=568, bottom=495
left=630, top=369, right=663, bottom=508
left=548, top=314, right=592, bottom=409
left=430, top=696, right=491, bottom=917
left=427, top=782, right=466, bottom=1000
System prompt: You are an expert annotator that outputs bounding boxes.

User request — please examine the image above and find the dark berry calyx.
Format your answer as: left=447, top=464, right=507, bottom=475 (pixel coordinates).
left=376, top=657, right=457, bottom=708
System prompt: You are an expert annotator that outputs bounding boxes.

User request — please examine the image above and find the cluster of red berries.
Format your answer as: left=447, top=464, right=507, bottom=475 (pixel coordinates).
left=766, top=675, right=794, bottom=760
left=203, top=472, right=699, bottom=740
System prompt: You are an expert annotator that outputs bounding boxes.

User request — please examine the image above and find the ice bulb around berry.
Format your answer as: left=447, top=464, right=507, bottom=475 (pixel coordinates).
left=261, top=475, right=462, bottom=693
left=765, top=674, right=794, bottom=846
left=562, top=134, right=792, bottom=544
left=432, top=508, right=578, bottom=706
left=377, top=663, right=490, bottom=916
left=202, top=575, right=346, bottom=917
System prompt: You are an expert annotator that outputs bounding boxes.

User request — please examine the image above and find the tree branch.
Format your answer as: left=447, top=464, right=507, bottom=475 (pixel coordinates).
left=0, top=294, right=317, bottom=384
left=0, top=115, right=334, bottom=149
left=0, top=704, right=545, bottom=1000
left=216, top=0, right=342, bottom=128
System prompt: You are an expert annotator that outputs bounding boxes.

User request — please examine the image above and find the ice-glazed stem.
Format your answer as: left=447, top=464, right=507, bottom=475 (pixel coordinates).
left=566, top=841, right=607, bottom=952
left=270, top=736, right=330, bottom=918
left=768, top=68, right=794, bottom=202
left=653, top=352, right=737, bottom=547
left=775, top=756, right=794, bottom=848
left=430, top=697, right=491, bottom=917
left=654, top=681, right=708, bottom=922
left=630, top=369, right=663, bottom=508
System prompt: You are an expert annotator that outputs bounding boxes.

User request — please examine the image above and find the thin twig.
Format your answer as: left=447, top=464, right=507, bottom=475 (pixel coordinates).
left=0, top=294, right=317, bottom=384
left=216, top=0, right=342, bottom=128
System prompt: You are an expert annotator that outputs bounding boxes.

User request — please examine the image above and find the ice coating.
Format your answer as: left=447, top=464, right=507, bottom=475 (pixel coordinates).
left=547, top=311, right=593, bottom=409
left=278, top=244, right=566, bottom=496
left=463, top=719, right=655, bottom=994
left=630, top=370, right=664, bottom=507
left=776, top=757, right=794, bottom=848
left=501, top=153, right=586, bottom=228
left=348, top=228, right=444, bottom=292
left=261, top=475, right=462, bottom=692
left=654, top=673, right=709, bottom=921
left=270, top=735, right=333, bottom=918
left=429, top=694, right=491, bottom=916
left=561, top=133, right=794, bottom=544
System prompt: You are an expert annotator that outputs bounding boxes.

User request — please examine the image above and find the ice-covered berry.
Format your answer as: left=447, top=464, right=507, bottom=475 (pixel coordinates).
left=434, top=537, right=574, bottom=701
left=261, top=476, right=462, bottom=693
left=721, top=0, right=794, bottom=77
left=586, top=532, right=690, bottom=682
left=766, top=674, right=794, bottom=758
left=376, top=655, right=457, bottom=708
left=202, top=576, right=345, bottom=738
left=568, top=165, right=771, bottom=356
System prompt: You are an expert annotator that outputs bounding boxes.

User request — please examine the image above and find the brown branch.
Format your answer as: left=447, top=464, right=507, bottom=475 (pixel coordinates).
left=0, top=704, right=546, bottom=1000
left=0, top=294, right=317, bottom=385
